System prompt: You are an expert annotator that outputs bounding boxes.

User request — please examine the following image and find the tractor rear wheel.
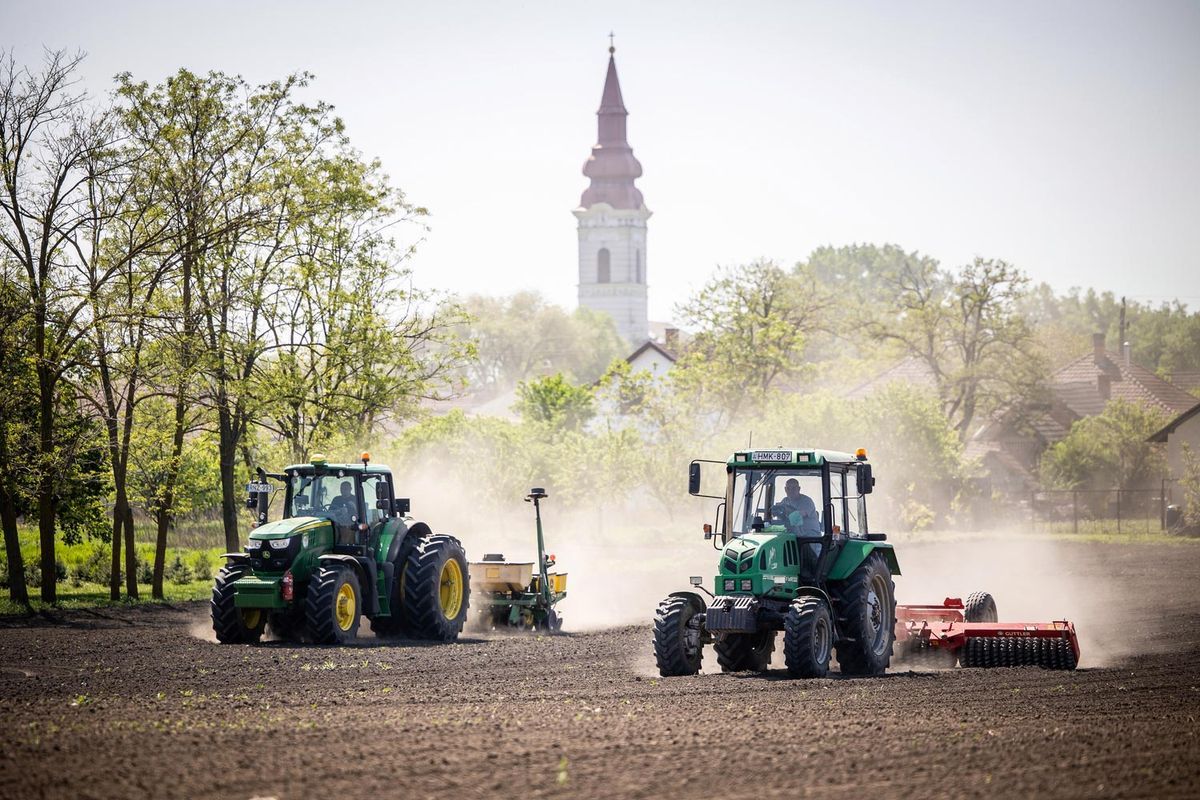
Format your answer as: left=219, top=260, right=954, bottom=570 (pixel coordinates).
left=211, top=565, right=266, bottom=644
left=783, top=596, right=833, bottom=677
left=715, top=631, right=775, bottom=672
left=402, top=534, right=470, bottom=641
left=964, top=591, right=998, bottom=623
left=653, top=594, right=705, bottom=676
left=306, top=565, right=362, bottom=644
left=832, top=552, right=896, bottom=676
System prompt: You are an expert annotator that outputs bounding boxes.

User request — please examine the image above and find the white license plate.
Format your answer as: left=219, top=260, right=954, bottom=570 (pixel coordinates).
left=246, top=482, right=271, bottom=493
left=752, top=450, right=792, bottom=463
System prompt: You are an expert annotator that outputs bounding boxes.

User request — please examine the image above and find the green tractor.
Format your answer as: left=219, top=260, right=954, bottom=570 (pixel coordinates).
left=653, top=447, right=898, bottom=678
left=211, top=453, right=470, bottom=645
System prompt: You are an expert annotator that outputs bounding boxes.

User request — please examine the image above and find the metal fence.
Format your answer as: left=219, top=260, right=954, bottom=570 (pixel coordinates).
left=1029, top=481, right=1182, bottom=535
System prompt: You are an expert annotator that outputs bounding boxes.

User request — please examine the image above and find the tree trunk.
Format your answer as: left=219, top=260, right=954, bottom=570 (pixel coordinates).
left=0, top=485, right=27, bottom=606
left=218, top=407, right=240, bottom=553
left=109, top=498, right=123, bottom=600
left=152, top=508, right=168, bottom=600
left=36, top=368, right=56, bottom=604
left=123, top=502, right=137, bottom=598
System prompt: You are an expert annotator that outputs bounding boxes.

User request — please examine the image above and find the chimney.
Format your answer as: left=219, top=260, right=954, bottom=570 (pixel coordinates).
left=1092, top=332, right=1106, bottom=365
left=1123, top=341, right=1132, bottom=367
left=664, top=327, right=679, bottom=354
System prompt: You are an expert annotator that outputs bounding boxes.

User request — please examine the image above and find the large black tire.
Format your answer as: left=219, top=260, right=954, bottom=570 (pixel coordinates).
left=783, top=595, right=833, bottom=678
left=211, top=565, right=266, bottom=644
left=653, top=595, right=705, bottom=676
left=964, top=591, right=998, bottom=623
left=306, top=564, right=362, bottom=645
left=831, top=552, right=896, bottom=676
left=715, top=631, right=775, bottom=672
left=402, top=534, right=470, bottom=641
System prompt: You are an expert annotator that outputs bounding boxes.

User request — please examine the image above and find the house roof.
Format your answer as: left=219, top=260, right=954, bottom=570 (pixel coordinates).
left=1052, top=349, right=1198, bottom=418
left=626, top=339, right=676, bottom=364
left=1148, top=400, right=1200, bottom=443
left=1166, top=371, right=1200, bottom=393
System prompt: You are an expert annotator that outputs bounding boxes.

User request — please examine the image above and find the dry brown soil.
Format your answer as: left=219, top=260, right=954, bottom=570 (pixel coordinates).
left=1, top=540, right=1198, bottom=800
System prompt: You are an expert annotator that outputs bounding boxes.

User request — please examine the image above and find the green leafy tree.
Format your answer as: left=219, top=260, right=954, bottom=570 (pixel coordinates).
left=1040, top=400, right=1169, bottom=490
left=674, top=260, right=832, bottom=421
left=515, top=374, right=596, bottom=430
left=460, top=292, right=625, bottom=394
left=0, top=50, right=121, bottom=601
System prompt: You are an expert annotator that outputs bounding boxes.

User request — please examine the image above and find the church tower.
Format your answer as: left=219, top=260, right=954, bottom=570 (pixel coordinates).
left=575, top=41, right=650, bottom=346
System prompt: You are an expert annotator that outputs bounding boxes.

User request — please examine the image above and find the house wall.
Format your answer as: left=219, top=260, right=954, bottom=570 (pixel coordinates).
left=1167, top=413, right=1200, bottom=479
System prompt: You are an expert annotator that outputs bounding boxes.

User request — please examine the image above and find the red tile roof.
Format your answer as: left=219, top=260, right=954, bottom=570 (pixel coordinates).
left=1052, top=350, right=1198, bottom=418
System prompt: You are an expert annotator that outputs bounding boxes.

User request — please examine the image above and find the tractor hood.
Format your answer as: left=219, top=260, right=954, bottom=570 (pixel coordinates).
left=248, top=516, right=329, bottom=541
left=720, top=533, right=781, bottom=575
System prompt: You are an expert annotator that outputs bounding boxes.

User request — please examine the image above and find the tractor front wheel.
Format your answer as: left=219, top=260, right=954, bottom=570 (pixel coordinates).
left=403, top=534, right=470, bottom=641
left=211, top=565, right=266, bottom=644
left=832, top=552, right=896, bottom=676
left=715, top=631, right=775, bottom=672
left=653, top=594, right=705, bottom=676
left=306, top=565, right=362, bottom=645
left=783, top=596, right=833, bottom=678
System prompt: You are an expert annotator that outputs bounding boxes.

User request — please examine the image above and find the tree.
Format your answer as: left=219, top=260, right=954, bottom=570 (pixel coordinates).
left=864, top=256, right=1045, bottom=440
left=256, top=153, right=470, bottom=463
left=118, top=68, right=338, bottom=551
left=515, top=373, right=596, bottom=430
left=0, top=270, right=36, bottom=604
left=1040, top=400, right=1169, bottom=490
left=674, top=260, right=831, bottom=420
left=0, top=50, right=118, bottom=601
left=460, top=292, right=625, bottom=394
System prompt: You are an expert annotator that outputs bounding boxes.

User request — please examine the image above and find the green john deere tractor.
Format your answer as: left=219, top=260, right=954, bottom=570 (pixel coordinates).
left=653, top=447, right=898, bottom=678
left=211, top=453, right=469, bottom=645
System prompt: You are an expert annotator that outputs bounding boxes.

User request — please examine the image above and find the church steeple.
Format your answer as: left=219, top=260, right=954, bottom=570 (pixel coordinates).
left=580, top=42, right=644, bottom=210
left=574, top=38, right=651, bottom=346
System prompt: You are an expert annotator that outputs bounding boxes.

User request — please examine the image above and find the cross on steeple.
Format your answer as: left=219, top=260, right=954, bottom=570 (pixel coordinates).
left=608, top=31, right=615, bottom=54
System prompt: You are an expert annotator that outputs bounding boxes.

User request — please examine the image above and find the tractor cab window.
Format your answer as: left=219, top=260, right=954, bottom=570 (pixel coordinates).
left=361, top=474, right=390, bottom=528
left=286, top=472, right=361, bottom=541
left=730, top=469, right=823, bottom=538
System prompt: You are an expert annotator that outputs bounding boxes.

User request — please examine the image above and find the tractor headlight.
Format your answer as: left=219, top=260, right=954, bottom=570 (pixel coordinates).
left=723, top=579, right=735, bottom=592
left=246, top=540, right=263, bottom=550
left=740, top=579, right=753, bottom=592
left=268, top=538, right=293, bottom=550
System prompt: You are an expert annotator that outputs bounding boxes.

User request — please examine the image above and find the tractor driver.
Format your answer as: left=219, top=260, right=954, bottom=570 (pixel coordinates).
left=328, top=481, right=356, bottom=517
left=776, top=478, right=821, bottom=537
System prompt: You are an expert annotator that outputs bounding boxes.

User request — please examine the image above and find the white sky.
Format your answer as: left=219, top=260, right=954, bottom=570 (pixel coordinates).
left=8, top=0, right=1200, bottom=320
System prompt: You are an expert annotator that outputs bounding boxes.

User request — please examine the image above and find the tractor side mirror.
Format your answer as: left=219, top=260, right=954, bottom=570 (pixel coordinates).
left=857, top=464, right=875, bottom=495
left=395, top=497, right=411, bottom=515
left=688, top=462, right=701, bottom=495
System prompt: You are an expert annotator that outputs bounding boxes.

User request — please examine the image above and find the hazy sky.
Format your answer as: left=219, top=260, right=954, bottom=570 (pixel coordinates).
left=8, top=0, right=1200, bottom=320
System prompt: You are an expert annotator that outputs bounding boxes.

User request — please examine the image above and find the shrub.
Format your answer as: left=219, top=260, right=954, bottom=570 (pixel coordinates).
left=74, top=544, right=112, bottom=585
left=193, top=551, right=213, bottom=582
left=166, top=553, right=193, bottom=585
left=137, top=559, right=153, bottom=585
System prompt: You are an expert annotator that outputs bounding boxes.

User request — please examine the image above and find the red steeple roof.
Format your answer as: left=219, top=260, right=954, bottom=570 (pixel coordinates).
left=580, top=45, right=644, bottom=210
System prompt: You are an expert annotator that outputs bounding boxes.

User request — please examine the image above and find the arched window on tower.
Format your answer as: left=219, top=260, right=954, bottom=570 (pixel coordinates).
left=635, top=249, right=642, bottom=283
left=597, top=248, right=611, bottom=283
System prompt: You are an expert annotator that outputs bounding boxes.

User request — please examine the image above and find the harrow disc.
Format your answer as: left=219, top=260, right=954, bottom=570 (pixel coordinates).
left=960, top=636, right=1077, bottom=670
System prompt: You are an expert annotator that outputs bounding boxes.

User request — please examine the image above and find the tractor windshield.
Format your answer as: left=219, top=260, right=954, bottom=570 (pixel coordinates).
left=730, top=469, right=823, bottom=538
left=287, top=473, right=361, bottom=530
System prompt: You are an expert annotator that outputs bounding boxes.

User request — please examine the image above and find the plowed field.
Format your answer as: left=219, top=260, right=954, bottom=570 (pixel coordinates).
left=1, top=540, right=1198, bottom=800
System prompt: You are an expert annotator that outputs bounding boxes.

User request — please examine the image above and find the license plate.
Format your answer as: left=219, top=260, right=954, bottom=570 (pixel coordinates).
left=752, top=450, right=792, bottom=463
left=246, top=482, right=271, bottom=493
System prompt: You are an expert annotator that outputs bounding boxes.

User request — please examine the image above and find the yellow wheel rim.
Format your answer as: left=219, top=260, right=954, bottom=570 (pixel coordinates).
left=439, top=558, right=463, bottom=620
left=241, top=609, right=261, bottom=629
left=335, top=582, right=357, bottom=631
